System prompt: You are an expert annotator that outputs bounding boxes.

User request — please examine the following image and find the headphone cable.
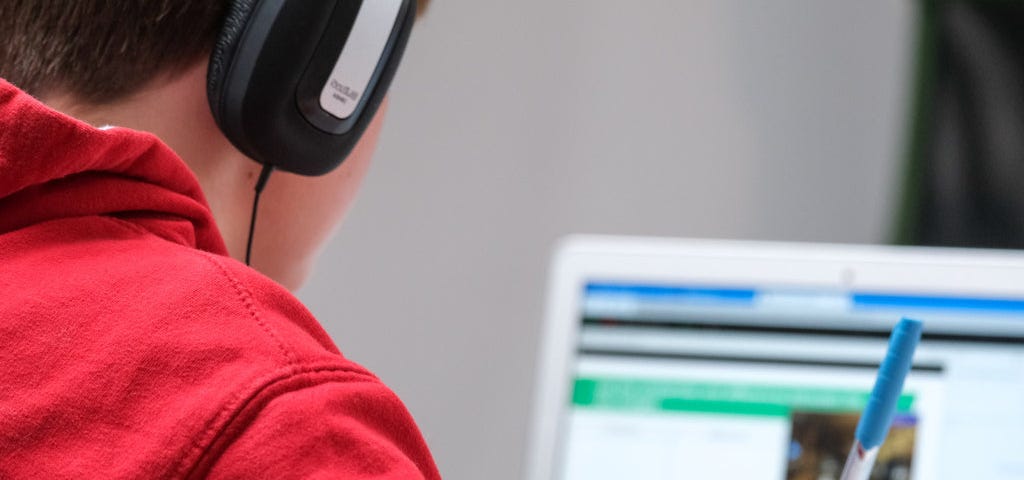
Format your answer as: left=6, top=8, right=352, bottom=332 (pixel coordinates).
left=246, top=163, right=275, bottom=266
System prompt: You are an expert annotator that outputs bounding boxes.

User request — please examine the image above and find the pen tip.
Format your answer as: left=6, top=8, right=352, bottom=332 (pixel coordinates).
left=897, top=317, right=923, bottom=340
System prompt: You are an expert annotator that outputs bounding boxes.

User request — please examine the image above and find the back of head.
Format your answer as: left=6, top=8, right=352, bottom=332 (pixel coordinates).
left=0, top=1, right=230, bottom=105
left=0, top=0, right=431, bottom=106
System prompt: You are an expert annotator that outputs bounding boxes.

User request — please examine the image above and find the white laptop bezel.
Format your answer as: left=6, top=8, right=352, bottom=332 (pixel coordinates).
left=525, top=235, right=1024, bottom=480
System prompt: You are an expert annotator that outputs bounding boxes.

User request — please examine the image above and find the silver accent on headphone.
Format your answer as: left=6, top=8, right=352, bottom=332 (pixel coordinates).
left=319, top=0, right=404, bottom=119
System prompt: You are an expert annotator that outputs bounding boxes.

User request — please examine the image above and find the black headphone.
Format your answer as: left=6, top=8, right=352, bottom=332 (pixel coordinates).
left=207, top=0, right=416, bottom=265
left=207, top=0, right=416, bottom=177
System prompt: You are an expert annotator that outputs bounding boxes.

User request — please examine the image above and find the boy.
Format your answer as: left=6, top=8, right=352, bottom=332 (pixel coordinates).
left=0, top=1, right=440, bottom=478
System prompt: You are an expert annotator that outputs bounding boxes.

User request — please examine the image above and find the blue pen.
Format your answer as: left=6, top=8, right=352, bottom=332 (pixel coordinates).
left=839, top=318, right=923, bottom=480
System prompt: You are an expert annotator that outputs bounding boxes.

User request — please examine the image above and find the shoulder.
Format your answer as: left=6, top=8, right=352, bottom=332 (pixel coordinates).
left=2, top=215, right=439, bottom=478
left=6, top=214, right=346, bottom=368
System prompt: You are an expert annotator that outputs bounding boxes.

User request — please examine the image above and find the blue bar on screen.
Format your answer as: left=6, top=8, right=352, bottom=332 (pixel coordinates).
left=585, top=283, right=1024, bottom=313
left=584, top=283, right=756, bottom=303
left=852, top=293, right=1024, bottom=313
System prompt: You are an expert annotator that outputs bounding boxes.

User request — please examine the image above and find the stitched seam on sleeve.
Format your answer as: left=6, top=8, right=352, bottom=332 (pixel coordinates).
left=175, top=364, right=380, bottom=479
left=196, top=252, right=298, bottom=367
left=100, top=219, right=300, bottom=367
left=94, top=217, right=355, bottom=479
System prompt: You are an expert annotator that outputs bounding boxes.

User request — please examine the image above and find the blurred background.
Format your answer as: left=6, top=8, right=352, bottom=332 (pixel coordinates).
left=300, top=1, right=918, bottom=478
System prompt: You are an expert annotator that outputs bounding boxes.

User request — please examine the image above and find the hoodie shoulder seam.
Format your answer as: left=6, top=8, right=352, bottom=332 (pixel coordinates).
left=99, top=216, right=299, bottom=369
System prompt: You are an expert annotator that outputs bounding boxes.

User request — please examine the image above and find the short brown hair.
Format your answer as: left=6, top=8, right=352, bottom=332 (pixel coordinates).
left=0, top=0, right=430, bottom=105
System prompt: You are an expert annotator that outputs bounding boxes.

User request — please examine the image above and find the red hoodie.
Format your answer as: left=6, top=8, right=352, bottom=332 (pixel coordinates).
left=0, top=79, right=441, bottom=479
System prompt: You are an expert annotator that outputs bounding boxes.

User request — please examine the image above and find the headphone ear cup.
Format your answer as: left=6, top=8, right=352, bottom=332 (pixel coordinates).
left=207, top=0, right=258, bottom=126
left=204, top=0, right=415, bottom=175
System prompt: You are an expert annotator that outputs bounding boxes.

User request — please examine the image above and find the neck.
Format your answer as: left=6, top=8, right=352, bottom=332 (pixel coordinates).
left=40, top=61, right=260, bottom=263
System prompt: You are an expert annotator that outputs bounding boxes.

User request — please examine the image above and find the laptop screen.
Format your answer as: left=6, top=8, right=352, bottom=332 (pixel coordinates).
left=555, top=282, right=1024, bottom=480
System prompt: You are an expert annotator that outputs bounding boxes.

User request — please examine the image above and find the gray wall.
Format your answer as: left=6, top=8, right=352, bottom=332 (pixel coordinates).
left=298, top=2, right=914, bottom=479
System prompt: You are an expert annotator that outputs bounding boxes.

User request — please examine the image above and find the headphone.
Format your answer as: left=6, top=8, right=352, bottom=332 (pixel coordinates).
left=207, top=0, right=416, bottom=177
left=205, top=0, right=416, bottom=264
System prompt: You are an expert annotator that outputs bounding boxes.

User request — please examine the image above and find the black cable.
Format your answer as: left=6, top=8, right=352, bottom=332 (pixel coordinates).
left=246, top=164, right=275, bottom=266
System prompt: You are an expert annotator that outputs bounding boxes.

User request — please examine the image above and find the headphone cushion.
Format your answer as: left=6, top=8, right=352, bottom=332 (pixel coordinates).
left=207, top=0, right=258, bottom=122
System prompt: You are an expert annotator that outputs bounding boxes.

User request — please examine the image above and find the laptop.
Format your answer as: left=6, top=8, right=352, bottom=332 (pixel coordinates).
left=526, top=236, right=1024, bottom=480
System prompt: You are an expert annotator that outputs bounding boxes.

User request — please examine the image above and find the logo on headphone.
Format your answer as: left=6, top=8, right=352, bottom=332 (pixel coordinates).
left=329, top=79, right=361, bottom=104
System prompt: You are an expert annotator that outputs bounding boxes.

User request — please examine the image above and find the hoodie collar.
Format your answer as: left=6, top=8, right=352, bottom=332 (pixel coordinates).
left=0, top=79, right=228, bottom=255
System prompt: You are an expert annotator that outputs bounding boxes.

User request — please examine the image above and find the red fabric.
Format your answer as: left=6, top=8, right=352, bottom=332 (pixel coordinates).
left=0, top=79, right=440, bottom=479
